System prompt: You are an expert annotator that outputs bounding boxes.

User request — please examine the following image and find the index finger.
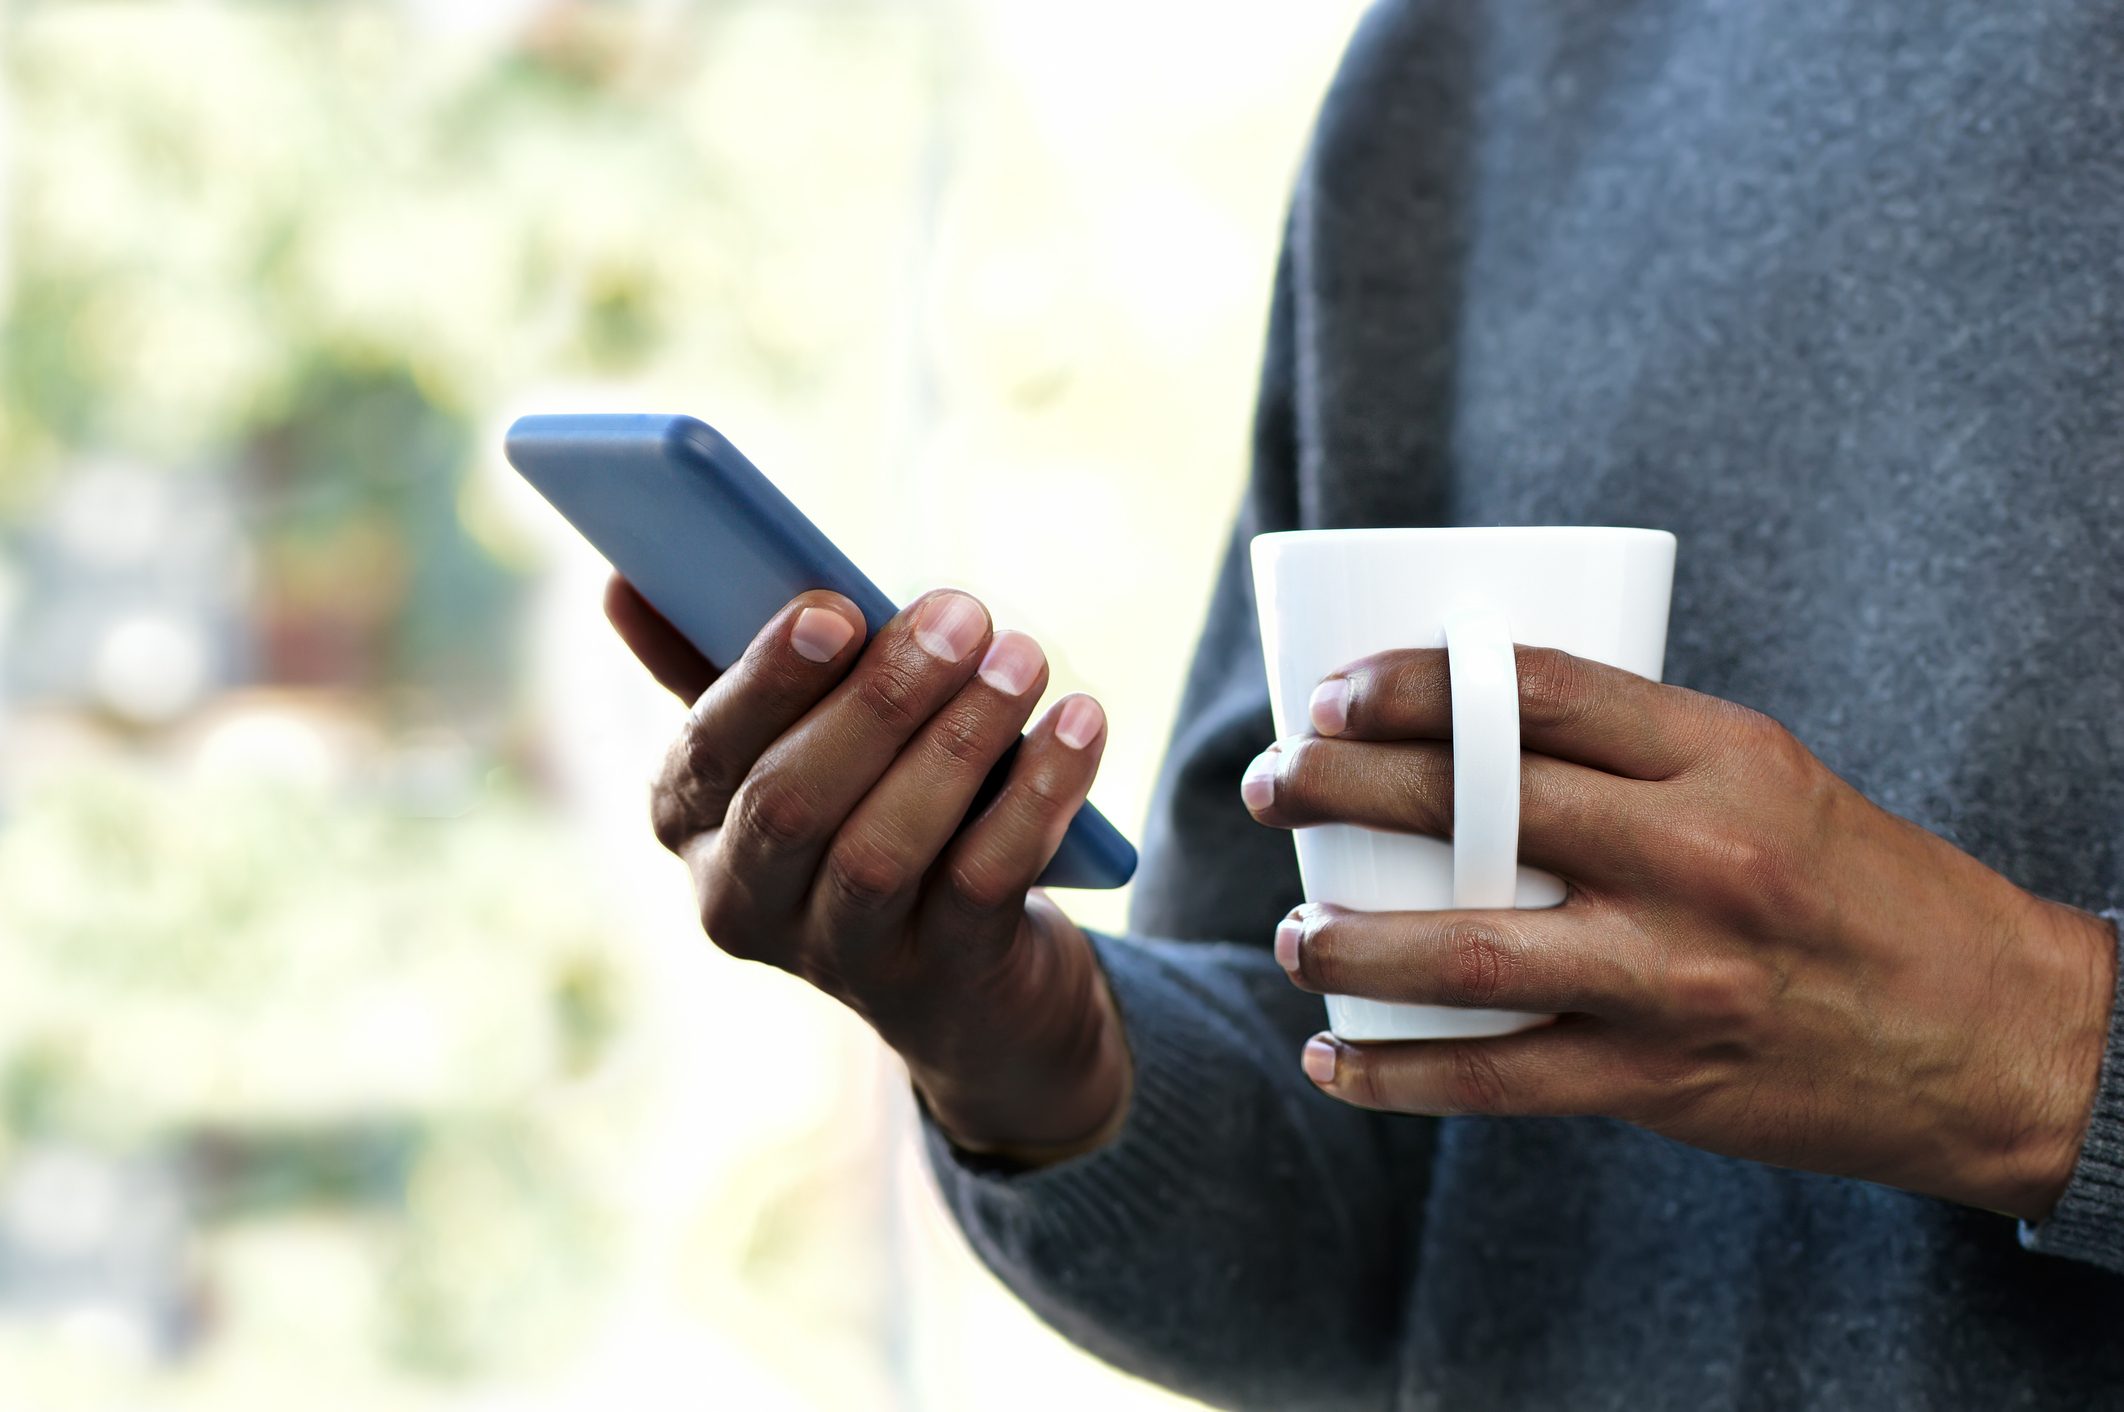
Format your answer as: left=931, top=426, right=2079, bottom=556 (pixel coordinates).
left=1308, top=644, right=1707, bottom=781
left=1275, top=901, right=1661, bottom=1018
left=604, top=574, right=717, bottom=702
left=648, top=588, right=867, bottom=853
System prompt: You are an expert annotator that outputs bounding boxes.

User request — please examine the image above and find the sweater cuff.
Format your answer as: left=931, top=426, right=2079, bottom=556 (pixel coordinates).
left=2019, top=906, right=2124, bottom=1270
left=920, top=929, right=1274, bottom=1249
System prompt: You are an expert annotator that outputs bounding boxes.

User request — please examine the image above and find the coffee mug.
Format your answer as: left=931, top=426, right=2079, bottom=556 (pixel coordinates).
left=1250, top=527, right=1677, bottom=1041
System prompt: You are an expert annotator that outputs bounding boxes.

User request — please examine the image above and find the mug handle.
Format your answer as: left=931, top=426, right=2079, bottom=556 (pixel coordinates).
left=1442, top=603, right=1520, bottom=909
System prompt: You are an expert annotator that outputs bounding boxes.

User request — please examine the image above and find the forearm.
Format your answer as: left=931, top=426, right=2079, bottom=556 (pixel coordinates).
left=922, top=929, right=1420, bottom=1412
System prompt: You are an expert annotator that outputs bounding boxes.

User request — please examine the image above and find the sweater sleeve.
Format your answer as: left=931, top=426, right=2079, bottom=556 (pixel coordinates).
left=921, top=931, right=1422, bottom=1411
left=2018, top=907, right=2124, bottom=1272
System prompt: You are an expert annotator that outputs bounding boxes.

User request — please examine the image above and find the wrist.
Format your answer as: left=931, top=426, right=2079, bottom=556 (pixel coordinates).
left=1976, top=896, right=2117, bottom=1221
left=916, top=1028, right=1132, bottom=1170
left=909, top=917, right=1133, bottom=1170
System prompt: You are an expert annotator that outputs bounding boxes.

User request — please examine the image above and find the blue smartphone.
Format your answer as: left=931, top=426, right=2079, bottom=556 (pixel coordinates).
left=504, top=412, right=1137, bottom=891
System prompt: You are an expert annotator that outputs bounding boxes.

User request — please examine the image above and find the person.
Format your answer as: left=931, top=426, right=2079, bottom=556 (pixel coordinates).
left=605, top=2, right=2124, bottom=1406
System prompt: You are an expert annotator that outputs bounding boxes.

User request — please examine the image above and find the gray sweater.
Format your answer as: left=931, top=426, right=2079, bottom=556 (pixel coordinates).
left=922, top=3, right=2124, bottom=1407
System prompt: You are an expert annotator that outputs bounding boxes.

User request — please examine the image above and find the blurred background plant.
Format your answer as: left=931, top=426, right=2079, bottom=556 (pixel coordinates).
left=0, top=1, right=1366, bottom=1407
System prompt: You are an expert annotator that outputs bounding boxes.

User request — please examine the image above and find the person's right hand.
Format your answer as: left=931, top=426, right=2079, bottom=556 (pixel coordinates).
left=604, top=574, right=1131, bottom=1165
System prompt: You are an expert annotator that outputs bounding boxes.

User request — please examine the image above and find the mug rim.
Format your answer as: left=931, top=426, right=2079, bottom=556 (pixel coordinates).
left=1253, top=525, right=1675, bottom=547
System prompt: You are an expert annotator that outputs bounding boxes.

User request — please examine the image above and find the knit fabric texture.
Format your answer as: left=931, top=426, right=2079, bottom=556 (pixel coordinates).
left=925, top=3, right=2124, bottom=1407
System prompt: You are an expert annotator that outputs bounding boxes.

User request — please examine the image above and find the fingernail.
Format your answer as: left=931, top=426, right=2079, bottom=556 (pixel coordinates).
left=915, top=592, right=987, bottom=663
left=1274, top=916, right=1303, bottom=973
left=1240, top=748, right=1278, bottom=811
left=1055, top=695, right=1104, bottom=750
left=977, top=630, right=1044, bottom=697
left=791, top=606, right=856, bottom=663
left=1309, top=679, right=1350, bottom=736
left=1302, top=1036, right=1337, bottom=1086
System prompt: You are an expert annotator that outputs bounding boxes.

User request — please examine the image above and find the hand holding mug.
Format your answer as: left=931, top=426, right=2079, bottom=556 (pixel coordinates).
left=1244, top=642, right=2118, bottom=1223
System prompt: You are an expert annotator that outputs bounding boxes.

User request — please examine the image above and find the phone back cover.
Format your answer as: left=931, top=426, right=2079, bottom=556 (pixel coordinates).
left=505, top=412, right=895, bottom=670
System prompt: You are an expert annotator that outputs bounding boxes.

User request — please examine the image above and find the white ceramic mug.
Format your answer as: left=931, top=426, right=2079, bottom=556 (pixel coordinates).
left=1250, top=527, right=1677, bottom=1041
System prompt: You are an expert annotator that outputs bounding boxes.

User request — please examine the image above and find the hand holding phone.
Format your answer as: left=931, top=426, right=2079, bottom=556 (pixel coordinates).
left=606, top=573, right=1132, bottom=1164
left=507, top=413, right=1135, bottom=1161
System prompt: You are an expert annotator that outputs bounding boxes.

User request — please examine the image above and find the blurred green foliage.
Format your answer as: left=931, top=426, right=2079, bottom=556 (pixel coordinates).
left=0, top=759, right=622, bottom=1374
left=3, top=4, right=766, bottom=484
left=0, top=0, right=937, bottom=1392
left=2, top=1, right=907, bottom=718
left=0, top=763, right=626, bottom=1132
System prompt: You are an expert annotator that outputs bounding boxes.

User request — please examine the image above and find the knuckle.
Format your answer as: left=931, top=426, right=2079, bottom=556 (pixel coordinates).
left=1613, top=1054, right=1694, bottom=1126
left=1294, top=911, right=1340, bottom=990
left=1440, top=920, right=1521, bottom=1008
left=1625, top=1042, right=1724, bottom=1123
left=1719, top=697, right=1787, bottom=746
left=698, top=881, right=766, bottom=964
left=1738, top=836, right=1806, bottom=915
left=1013, top=758, right=1078, bottom=817
left=1759, top=727, right=1842, bottom=830
left=650, top=738, right=736, bottom=853
left=650, top=786, right=697, bottom=854
left=1666, top=956, right=1777, bottom=1032
left=1696, top=822, right=1805, bottom=920
left=1340, top=1049, right=1391, bottom=1110
left=1701, top=697, right=1807, bottom=776
left=926, top=703, right=995, bottom=771
left=1273, top=738, right=1328, bottom=818
left=1627, top=1043, right=1692, bottom=1093
left=1444, top=1044, right=1513, bottom=1114
left=853, top=656, right=931, bottom=734
left=731, top=773, right=821, bottom=852
left=1515, top=647, right=1588, bottom=731
left=697, top=888, right=735, bottom=946
left=944, top=855, right=1020, bottom=915
left=823, top=838, right=914, bottom=915
left=678, top=722, right=739, bottom=797
left=1354, top=646, right=1442, bottom=719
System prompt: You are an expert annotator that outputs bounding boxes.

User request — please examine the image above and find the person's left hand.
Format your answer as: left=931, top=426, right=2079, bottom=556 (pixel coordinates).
left=1241, top=644, right=2119, bottom=1222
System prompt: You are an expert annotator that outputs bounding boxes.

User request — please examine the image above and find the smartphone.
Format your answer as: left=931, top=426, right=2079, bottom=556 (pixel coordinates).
left=504, top=412, right=1137, bottom=890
